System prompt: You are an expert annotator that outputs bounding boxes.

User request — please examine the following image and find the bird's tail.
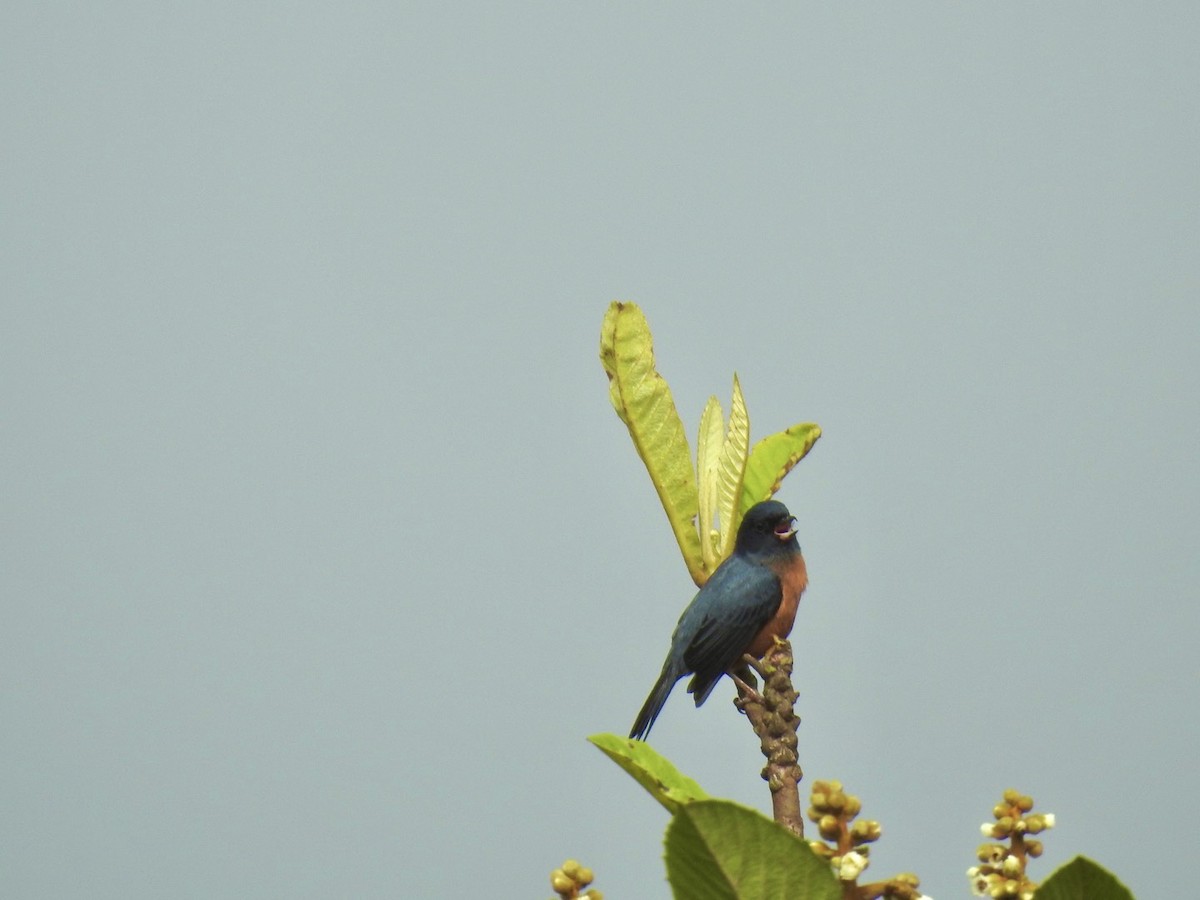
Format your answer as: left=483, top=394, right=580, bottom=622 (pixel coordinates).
left=629, top=661, right=683, bottom=741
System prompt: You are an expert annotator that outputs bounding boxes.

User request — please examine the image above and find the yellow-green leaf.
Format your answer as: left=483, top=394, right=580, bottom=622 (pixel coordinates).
left=739, top=423, right=822, bottom=516
left=716, top=375, right=750, bottom=559
left=696, top=396, right=725, bottom=577
left=600, top=302, right=704, bottom=584
left=599, top=304, right=630, bottom=425
left=588, top=733, right=710, bottom=815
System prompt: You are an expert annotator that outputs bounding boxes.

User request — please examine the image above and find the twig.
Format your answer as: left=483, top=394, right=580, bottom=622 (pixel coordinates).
left=733, top=637, right=804, bottom=837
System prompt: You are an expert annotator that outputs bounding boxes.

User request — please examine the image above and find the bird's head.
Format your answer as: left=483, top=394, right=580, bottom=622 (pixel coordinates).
left=734, top=500, right=800, bottom=556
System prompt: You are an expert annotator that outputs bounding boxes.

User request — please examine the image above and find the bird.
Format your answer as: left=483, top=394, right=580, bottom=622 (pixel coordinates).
left=629, top=499, right=807, bottom=741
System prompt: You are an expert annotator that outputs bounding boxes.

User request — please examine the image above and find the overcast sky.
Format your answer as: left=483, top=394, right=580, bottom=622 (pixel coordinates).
left=3, top=4, right=1197, bottom=899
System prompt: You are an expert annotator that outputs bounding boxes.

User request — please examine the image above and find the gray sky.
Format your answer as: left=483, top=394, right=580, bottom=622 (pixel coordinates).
left=3, top=4, right=1197, bottom=899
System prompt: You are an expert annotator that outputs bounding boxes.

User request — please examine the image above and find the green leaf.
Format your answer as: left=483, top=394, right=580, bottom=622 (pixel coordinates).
left=599, top=303, right=633, bottom=427
left=696, top=395, right=725, bottom=576
left=1036, top=856, right=1136, bottom=900
left=739, top=423, right=822, bottom=516
left=588, top=733, right=710, bottom=815
left=600, top=302, right=705, bottom=585
left=715, top=375, right=750, bottom=558
left=664, top=800, right=841, bottom=900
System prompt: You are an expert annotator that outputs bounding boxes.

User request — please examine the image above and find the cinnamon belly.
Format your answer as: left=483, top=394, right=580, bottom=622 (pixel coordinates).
left=744, top=553, right=807, bottom=658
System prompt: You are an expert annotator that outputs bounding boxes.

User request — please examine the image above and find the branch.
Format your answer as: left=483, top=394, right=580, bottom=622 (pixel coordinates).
left=733, top=638, right=804, bottom=837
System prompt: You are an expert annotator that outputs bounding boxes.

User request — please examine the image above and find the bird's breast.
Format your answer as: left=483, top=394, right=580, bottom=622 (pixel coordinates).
left=745, top=552, right=808, bottom=658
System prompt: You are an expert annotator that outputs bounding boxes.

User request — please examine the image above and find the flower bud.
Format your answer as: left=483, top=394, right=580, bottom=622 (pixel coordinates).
left=551, top=870, right=574, bottom=893
left=1025, top=814, right=1054, bottom=834
left=851, top=820, right=882, bottom=843
left=977, top=843, right=1005, bottom=863
left=819, top=814, right=841, bottom=841
left=808, top=840, right=835, bottom=858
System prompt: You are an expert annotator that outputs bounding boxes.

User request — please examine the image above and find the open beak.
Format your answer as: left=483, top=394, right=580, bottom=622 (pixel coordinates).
left=774, top=517, right=797, bottom=541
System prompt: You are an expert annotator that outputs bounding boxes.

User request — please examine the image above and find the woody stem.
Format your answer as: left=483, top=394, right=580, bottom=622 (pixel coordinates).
left=734, top=638, right=804, bottom=837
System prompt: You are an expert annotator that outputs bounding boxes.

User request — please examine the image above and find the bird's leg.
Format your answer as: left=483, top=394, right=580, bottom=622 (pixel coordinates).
left=730, top=666, right=758, bottom=694
left=730, top=662, right=764, bottom=707
left=740, top=652, right=772, bottom=680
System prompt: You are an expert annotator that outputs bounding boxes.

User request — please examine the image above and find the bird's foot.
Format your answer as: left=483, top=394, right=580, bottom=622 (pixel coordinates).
left=731, top=665, right=764, bottom=706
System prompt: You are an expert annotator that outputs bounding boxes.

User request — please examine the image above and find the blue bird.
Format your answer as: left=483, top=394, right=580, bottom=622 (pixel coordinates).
left=629, top=500, right=807, bottom=741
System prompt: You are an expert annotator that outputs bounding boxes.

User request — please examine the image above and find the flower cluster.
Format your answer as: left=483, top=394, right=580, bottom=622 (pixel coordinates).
left=806, top=780, right=924, bottom=900
left=968, top=789, right=1055, bottom=899
left=549, top=859, right=602, bottom=900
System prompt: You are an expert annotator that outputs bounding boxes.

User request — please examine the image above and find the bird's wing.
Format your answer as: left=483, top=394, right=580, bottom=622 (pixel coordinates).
left=680, top=557, right=782, bottom=678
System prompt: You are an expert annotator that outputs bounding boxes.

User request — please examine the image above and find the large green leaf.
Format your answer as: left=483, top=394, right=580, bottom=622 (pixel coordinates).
left=1036, top=856, right=1136, bottom=900
left=665, top=800, right=841, bottom=900
left=588, top=734, right=709, bottom=815
left=739, top=423, right=822, bottom=516
left=600, top=302, right=705, bottom=585
left=696, top=395, right=725, bottom=577
left=715, top=375, right=750, bottom=558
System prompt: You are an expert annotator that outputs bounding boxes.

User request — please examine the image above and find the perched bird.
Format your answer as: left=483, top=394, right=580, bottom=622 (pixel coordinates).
left=629, top=499, right=807, bottom=741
